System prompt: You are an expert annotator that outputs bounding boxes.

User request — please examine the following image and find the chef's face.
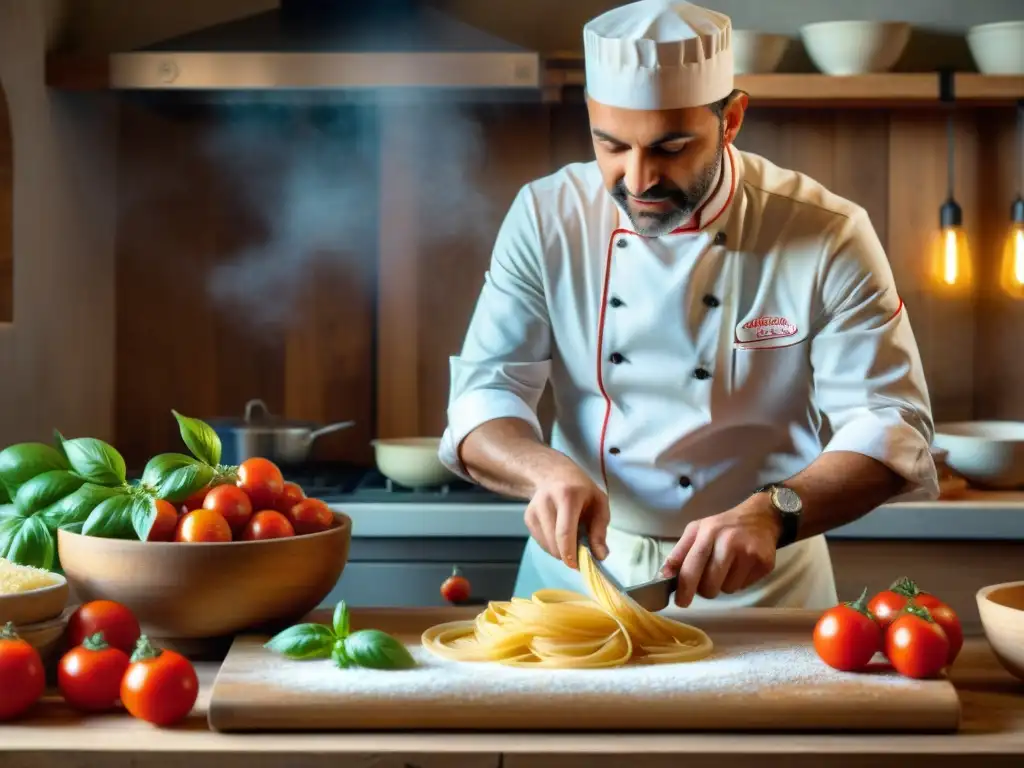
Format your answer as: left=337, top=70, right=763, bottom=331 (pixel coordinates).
left=587, top=92, right=747, bottom=236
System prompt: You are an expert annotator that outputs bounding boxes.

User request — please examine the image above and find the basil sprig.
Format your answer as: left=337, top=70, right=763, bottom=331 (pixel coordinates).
left=264, top=601, right=417, bottom=671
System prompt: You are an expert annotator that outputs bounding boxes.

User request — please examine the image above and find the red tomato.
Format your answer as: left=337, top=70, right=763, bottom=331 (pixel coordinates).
left=0, top=622, right=45, bottom=721
left=242, top=509, right=295, bottom=540
left=286, top=498, right=334, bottom=535
left=440, top=566, right=472, bottom=604
left=202, top=484, right=253, bottom=533
left=275, top=481, right=305, bottom=513
left=121, top=636, right=199, bottom=726
left=58, top=632, right=131, bottom=712
left=812, top=588, right=882, bottom=672
left=885, top=602, right=950, bottom=679
left=236, top=457, right=284, bottom=510
left=180, top=486, right=209, bottom=513
left=927, top=602, right=964, bottom=665
left=147, top=499, right=179, bottom=542
left=67, top=600, right=141, bottom=655
left=175, top=508, right=232, bottom=543
left=867, top=589, right=907, bottom=630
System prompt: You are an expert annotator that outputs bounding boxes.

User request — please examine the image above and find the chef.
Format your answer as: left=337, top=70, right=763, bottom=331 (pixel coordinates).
left=437, top=0, right=938, bottom=611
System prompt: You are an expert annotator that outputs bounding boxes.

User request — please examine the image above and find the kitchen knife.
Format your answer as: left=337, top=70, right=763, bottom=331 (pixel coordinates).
left=577, top=524, right=676, bottom=612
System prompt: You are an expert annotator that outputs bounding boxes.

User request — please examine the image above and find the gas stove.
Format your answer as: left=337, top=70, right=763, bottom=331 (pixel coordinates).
left=279, top=462, right=516, bottom=505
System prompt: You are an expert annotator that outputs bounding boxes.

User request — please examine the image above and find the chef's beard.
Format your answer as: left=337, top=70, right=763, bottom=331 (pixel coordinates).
left=611, top=135, right=725, bottom=237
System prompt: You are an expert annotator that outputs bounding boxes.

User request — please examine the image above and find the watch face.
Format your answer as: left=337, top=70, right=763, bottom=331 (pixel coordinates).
left=772, top=486, right=802, bottom=514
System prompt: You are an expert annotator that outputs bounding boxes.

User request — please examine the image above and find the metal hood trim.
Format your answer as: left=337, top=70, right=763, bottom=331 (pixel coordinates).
left=46, top=3, right=543, bottom=92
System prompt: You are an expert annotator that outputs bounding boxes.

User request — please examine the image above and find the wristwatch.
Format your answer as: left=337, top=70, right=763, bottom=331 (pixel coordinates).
left=753, top=483, right=802, bottom=549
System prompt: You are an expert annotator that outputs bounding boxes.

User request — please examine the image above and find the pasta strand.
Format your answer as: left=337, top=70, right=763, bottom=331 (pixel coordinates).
left=421, top=544, right=714, bottom=668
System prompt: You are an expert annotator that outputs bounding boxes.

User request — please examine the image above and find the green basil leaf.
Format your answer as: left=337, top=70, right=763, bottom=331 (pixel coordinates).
left=0, top=504, right=25, bottom=558
left=14, top=470, right=86, bottom=517
left=53, top=430, right=69, bottom=462
left=0, top=443, right=70, bottom=498
left=81, top=494, right=136, bottom=539
left=332, top=600, right=350, bottom=638
left=0, top=483, right=8, bottom=505
left=342, top=630, right=416, bottom=670
left=62, top=438, right=126, bottom=486
left=172, top=410, right=222, bottom=467
left=160, top=461, right=215, bottom=502
left=332, top=639, right=350, bottom=669
left=263, top=623, right=336, bottom=660
left=141, top=453, right=194, bottom=489
left=5, top=515, right=56, bottom=570
left=130, top=496, right=157, bottom=541
left=39, top=483, right=125, bottom=532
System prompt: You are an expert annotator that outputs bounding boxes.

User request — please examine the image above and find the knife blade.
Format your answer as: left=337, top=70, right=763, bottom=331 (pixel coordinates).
left=577, top=524, right=676, bottom=612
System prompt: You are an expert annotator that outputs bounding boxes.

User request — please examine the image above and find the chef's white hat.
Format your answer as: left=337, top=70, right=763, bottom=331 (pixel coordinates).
left=584, top=0, right=734, bottom=110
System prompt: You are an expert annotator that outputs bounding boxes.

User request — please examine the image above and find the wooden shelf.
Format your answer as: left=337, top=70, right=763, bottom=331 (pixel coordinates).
left=543, top=55, right=1024, bottom=107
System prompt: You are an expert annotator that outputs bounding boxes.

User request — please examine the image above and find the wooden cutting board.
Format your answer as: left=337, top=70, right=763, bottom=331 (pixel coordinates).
left=207, top=606, right=961, bottom=733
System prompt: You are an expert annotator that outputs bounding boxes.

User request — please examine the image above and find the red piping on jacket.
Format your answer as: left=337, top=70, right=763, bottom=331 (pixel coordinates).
left=594, top=145, right=739, bottom=491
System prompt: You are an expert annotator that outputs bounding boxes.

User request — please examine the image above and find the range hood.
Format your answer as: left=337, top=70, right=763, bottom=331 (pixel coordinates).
left=46, top=0, right=543, bottom=94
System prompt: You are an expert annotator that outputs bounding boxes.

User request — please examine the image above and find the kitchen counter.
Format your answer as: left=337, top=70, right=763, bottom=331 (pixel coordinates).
left=3, top=638, right=1024, bottom=768
left=335, top=490, right=1024, bottom=541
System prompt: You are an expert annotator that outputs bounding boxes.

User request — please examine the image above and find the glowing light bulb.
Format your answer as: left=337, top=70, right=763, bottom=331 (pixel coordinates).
left=1013, top=226, right=1024, bottom=288
left=942, top=226, right=960, bottom=286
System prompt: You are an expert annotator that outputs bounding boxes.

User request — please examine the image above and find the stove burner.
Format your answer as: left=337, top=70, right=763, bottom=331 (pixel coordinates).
left=280, top=463, right=514, bottom=504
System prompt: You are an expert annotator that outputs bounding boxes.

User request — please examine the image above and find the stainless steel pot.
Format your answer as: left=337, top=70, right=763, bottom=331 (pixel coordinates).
left=210, top=399, right=356, bottom=466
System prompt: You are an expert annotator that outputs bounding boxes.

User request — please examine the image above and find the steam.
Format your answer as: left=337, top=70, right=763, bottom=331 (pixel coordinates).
left=199, top=98, right=490, bottom=330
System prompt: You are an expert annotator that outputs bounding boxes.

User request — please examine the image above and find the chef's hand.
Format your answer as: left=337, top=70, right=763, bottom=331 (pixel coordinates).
left=659, top=500, right=780, bottom=607
left=526, top=463, right=610, bottom=570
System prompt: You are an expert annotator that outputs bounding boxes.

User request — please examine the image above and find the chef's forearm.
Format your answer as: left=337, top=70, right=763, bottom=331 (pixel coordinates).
left=752, top=450, right=906, bottom=542
left=459, top=417, right=579, bottom=499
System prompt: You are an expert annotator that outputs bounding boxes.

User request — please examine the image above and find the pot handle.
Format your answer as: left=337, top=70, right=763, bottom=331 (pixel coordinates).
left=244, top=399, right=272, bottom=423
left=307, top=420, right=357, bottom=443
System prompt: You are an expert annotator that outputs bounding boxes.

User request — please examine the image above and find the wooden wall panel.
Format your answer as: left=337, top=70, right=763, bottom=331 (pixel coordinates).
left=376, top=104, right=554, bottom=439
left=0, top=77, right=10, bottom=323
left=114, top=102, right=1024, bottom=463
left=115, top=101, right=376, bottom=470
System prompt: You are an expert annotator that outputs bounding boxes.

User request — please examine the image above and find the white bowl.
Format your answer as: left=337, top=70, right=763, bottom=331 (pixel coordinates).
left=800, top=20, right=911, bottom=75
left=371, top=437, right=457, bottom=489
left=967, top=21, right=1024, bottom=75
left=732, top=31, right=791, bottom=74
left=932, top=421, right=1024, bottom=489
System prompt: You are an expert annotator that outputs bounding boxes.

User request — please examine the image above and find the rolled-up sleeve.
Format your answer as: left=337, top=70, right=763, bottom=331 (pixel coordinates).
left=438, top=186, right=552, bottom=480
left=810, top=209, right=938, bottom=502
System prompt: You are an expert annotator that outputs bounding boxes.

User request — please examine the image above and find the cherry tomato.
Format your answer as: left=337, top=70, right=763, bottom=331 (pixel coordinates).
left=286, top=498, right=334, bottom=535
left=0, top=622, right=45, bottom=721
left=885, top=601, right=950, bottom=679
left=926, top=602, right=964, bottom=665
left=812, top=587, right=882, bottom=672
left=202, top=484, right=253, bottom=533
left=175, top=508, right=232, bottom=543
left=147, top=499, right=179, bottom=542
left=121, top=636, right=199, bottom=726
left=58, top=632, right=131, bottom=712
left=440, top=566, right=471, bottom=604
left=242, top=509, right=295, bottom=540
left=237, top=457, right=284, bottom=510
left=180, top=486, right=210, bottom=513
left=275, top=481, right=305, bottom=514
left=867, top=589, right=906, bottom=630
left=67, top=600, right=141, bottom=655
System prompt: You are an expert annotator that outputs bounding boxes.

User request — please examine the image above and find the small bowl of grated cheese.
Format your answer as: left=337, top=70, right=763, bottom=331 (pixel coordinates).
left=0, top=558, right=69, bottom=627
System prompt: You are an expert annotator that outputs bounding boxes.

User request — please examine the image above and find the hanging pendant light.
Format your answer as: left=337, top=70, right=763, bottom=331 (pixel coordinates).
left=935, top=71, right=970, bottom=290
left=1002, top=99, right=1024, bottom=298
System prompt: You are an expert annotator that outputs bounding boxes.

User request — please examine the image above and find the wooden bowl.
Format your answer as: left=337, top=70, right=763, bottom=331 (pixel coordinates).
left=0, top=571, right=69, bottom=626
left=57, top=511, right=351, bottom=650
left=977, top=581, right=1024, bottom=681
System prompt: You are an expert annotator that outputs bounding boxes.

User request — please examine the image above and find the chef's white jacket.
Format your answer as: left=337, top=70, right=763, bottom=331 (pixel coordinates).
left=438, top=143, right=938, bottom=610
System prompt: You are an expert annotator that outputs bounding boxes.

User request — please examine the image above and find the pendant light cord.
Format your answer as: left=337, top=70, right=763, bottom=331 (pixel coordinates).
left=946, top=108, right=956, bottom=201
left=1017, top=99, right=1023, bottom=198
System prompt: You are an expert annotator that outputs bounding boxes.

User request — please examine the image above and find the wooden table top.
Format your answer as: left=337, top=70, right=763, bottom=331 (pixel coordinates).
left=3, top=638, right=1024, bottom=768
